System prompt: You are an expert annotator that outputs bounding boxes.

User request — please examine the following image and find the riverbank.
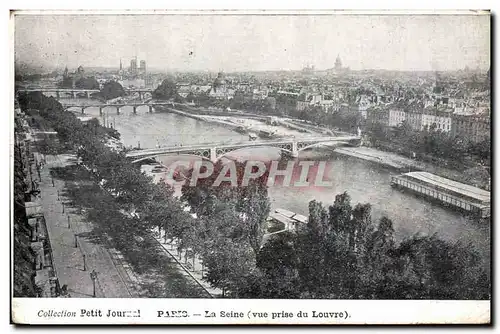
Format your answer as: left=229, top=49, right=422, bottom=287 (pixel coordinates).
left=157, top=106, right=323, bottom=139
left=334, top=146, right=490, bottom=190
left=335, top=146, right=424, bottom=171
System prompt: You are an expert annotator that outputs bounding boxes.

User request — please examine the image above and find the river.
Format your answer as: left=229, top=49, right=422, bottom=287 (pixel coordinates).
left=61, top=99, right=490, bottom=264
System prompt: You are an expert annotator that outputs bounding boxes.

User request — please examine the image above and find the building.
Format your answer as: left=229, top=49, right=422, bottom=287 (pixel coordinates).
left=405, top=101, right=425, bottom=131
left=139, top=60, right=146, bottom=74
left=61, top=65, right=91, bottom=89
left=388, top=107, right=406, bottom=127
left=118, top=78, right=145, bottom=89
left=451, top=112, right=490, bottom=143
left=334, top=55, right=342, bottom=72
left=296, top=94, right=337, bottom=112
left=327, top=55, right=349, bottom=74
left=296, top=100, right=309, bottom=111
left=302, top=65, right=315, bottom=74
left=252, top=87, right=269, bottom=100
left=208, top=72, right=235, bottom=100
left=366, top=105, right=390, bottom=126
left=177, top=85, right=192, bottom=98
left=421, top=106, right=452, bottom=132
left=130, top=58, right=137, bottom=75
left=356, top=95, right=376, bottom=119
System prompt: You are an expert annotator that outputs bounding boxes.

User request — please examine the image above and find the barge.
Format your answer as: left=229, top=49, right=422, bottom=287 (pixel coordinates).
left=391, top=171, right=490, bottom=218
left=259, top=130, right=276, bottom=139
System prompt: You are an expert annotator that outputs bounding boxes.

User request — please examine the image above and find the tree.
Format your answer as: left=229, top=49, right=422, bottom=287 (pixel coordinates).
left=357, top=216, right=397, bottom=298
left=153, top=78, right=178, bottom=100
left=255, top=231, right=300, bottom=298
left=75, top=77, right=100, bottom=90
left=394, top=234, right=490, bottom=299
left=99, top=81, right=126, bottom=100
left=13, top=141, right=37, bottom=297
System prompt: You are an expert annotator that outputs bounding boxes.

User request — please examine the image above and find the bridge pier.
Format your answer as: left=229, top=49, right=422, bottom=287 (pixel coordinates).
left=149, top=105, right=153, bottom=113
left=99, top=107, right=103, bottom=116
left=86, top=91, right=90, bottom=99
left=71, top=91, right=76, bottom=99
left=56, top=91, right=60, bottom=99
left=81, top=107, right=85, bottom=114
left=117, top=106, right=120, bottom=115
left=139, top=92, right=143, bottom=101
left=210, top=148, right=217, bottom=163
left=133, top=106, right=137, bottom=114
left=291, top=142, right=299, bottom=158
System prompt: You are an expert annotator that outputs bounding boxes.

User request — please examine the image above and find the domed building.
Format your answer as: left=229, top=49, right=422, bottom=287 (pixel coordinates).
left=209, top=71, right=234, bottom=100
left=334, top=55, right=342, bottom=71
left=60, top=65, right=99, bottom=89
left=328, top=55, right=349, bottom=75
left=212, top=72, right=226, bottom=92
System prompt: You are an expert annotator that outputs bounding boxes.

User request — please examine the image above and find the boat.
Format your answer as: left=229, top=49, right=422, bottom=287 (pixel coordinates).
left=235, top=126, right=247, bottom=134
left=391, top=171, right=490, bottom=218
left=151, top=166, right=168, bottom=173
left=258, top=130, right=276, bottom=139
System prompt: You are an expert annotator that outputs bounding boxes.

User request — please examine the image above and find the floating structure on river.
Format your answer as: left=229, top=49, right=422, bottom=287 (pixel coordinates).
left=391, top=171, right=490, bottom=218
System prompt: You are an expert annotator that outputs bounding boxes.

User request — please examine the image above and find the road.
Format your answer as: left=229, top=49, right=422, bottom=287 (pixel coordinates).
left=37, top=153, right=136, bottom=298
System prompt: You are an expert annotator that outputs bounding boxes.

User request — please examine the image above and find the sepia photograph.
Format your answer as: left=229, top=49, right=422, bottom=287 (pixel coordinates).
left=10, top=9, right=491, bottom=324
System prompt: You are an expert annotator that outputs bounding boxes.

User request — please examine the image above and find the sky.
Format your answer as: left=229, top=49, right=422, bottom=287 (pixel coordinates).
left=14, top=13, right=491, bottom=72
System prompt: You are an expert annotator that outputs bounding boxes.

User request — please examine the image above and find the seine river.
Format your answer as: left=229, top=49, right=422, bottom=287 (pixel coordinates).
left=63, top=101, right=490, bottom=264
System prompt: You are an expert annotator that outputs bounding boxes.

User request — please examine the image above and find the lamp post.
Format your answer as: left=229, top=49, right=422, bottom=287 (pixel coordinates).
left=408, top=151, right=416, bottom=173
left=90, top=270, right=98, bottom=298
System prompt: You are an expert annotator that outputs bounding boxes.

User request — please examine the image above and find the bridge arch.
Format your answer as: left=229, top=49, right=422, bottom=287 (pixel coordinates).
left=130, top=152, right=213, bottom=165
left=215, top=144, right=294, bottom=161
left=296, top=141, right=348, bottom=153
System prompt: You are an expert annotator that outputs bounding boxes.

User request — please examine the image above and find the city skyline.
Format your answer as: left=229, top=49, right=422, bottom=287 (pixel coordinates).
left=15, top=13, right=490, bottom=73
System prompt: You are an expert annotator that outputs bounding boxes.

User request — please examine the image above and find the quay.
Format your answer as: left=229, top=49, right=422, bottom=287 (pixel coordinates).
left=391, top=171, right=490, bottom=218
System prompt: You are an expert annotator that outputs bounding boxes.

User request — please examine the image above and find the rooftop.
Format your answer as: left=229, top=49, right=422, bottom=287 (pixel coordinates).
left=403, top=171, right=490, bottom=204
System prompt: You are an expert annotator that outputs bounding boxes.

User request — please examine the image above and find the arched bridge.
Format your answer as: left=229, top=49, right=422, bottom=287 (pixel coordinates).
left=17, top=88, right=100, bottom=99
left=62, top=102, right=175, bottom=115
left=17, top=88, right=153, bottom=100
left=126, top=136, right=362, bottom=163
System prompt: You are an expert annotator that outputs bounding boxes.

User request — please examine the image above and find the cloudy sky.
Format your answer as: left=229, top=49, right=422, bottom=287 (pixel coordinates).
left=14, top=13, right=490, bottom=72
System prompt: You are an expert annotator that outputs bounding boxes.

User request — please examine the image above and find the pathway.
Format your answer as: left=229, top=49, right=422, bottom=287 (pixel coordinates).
left=37, top=153, right=134, bottom=298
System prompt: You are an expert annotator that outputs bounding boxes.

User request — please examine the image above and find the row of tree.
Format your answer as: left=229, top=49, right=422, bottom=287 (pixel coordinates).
left=20, top=91, right=490, bottom=299
left=59, top=76, right=100, bottom=90
left=366, top=121, right=491, bottom=168
left=13, top=117, right=38, bottom=297
left=181, top=170, right=490, bottom=299
left=286, top=105, right=363, bottom=133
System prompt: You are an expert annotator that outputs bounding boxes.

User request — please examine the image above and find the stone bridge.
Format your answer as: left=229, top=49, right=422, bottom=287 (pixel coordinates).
left=62, top=102, right=175, bottom=115
left=17, top=88, right=153, bottom=100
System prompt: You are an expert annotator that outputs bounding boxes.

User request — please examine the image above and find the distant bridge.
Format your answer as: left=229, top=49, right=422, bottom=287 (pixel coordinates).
left=62, top=102, right=175, bottom=115
left=125, top=136, right=362, bottom=163
left=17, top=88, right=154, bottom=100
left=17, top=88, right=100, bottom=99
